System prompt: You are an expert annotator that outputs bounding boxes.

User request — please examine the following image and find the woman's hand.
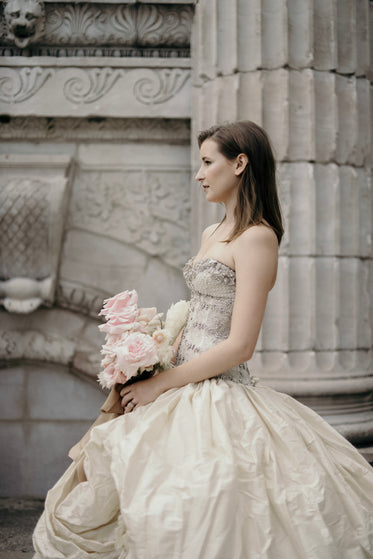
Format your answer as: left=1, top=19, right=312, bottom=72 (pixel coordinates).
left=120, top=374, right=166, bottom=413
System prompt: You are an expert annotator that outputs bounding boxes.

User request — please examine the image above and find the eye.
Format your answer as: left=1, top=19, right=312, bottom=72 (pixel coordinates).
left=10, top=11, right=20, bottom=17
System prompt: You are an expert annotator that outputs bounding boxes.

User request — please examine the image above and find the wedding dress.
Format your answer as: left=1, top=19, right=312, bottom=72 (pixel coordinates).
left=33, top=257, right=373, bottom=559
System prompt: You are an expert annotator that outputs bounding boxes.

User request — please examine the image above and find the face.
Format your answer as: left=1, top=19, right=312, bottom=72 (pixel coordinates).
left=195, top=139, right=244, bottom=205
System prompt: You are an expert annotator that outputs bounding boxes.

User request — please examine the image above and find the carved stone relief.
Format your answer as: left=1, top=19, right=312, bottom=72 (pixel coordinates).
left=0, top=66, right=53, bottom=103
left=69, top=168, right=190, bottom=269
left=0, top=116, right=191, bottom=142
left=0, top=155, right=73, bottom=313
left=0, top=63, right=191, bottom=118
left=0, top=3, right=193, bottom=56
left=3, top=0, right=45, bottom=48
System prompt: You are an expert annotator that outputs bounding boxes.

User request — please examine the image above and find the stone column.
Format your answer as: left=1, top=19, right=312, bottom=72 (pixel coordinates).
left=191, top=0, right=373, bottom=444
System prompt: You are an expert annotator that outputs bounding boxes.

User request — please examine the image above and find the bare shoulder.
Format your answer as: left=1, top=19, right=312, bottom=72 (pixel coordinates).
left=201, top=222, right=220, bottom=241
left=232, top=225, right=278, bottom=289
left=233, top=224, right=278, bottom=253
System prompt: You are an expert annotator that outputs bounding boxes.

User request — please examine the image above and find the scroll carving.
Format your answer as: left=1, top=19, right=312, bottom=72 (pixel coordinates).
left=134, top=68, right=191, bottom=105
left=63, top=68, right=122, bottom=104
left=0, top=67, right=53, bottom=103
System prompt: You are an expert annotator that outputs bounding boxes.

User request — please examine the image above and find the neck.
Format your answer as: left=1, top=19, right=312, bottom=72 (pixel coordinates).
left=223, top=196, right=237, bottom=226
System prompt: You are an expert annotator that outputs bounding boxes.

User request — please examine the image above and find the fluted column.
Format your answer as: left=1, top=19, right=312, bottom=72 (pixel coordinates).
left=191, top=0, right=373, bottom=443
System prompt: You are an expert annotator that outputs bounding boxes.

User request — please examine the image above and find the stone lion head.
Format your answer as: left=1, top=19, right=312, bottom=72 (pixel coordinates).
left=3, top=0, right=45, bottom=48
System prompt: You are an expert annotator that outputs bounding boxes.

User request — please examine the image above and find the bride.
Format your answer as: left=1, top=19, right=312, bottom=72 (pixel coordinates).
left=33, top=121, right=373, bottom=558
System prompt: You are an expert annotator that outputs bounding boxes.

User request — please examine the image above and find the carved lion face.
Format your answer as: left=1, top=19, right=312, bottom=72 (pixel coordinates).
left=4, top=0, right=45, bottom=48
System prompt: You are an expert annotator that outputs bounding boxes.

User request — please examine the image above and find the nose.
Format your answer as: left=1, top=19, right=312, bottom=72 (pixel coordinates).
left=195, top=165, right=204, bottom=182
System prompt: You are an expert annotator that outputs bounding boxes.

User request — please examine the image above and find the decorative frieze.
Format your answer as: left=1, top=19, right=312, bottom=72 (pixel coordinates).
left=0, top=58, right=191, bottom=117
left=0, top=2, right=193, bottom=57
left=0, top=66, right=53, bottom=103
left=0, top=116, right=190, bottom=141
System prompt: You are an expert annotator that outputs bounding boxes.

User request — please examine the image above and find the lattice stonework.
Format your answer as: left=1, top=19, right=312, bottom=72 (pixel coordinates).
left=0, top=155, right=72, bottom=313
left=0, top=179, right=50, bottom=279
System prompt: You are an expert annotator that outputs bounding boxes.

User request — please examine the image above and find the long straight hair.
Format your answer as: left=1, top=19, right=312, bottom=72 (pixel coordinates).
left=197, top=121, right=284, bottom=245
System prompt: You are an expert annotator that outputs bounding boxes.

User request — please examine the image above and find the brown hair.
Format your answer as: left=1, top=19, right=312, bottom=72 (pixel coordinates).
left=198, top=121, right=284, bottom=245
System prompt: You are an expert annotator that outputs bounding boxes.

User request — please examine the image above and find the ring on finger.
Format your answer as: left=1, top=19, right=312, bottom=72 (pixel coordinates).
left=127, top=401, right=135, bottom=410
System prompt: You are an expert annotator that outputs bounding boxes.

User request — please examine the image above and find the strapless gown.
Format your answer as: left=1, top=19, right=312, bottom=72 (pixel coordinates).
left=33, top=258, right=373, bottom=559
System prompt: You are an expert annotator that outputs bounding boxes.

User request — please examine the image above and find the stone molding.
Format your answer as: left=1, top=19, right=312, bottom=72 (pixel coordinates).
left=0, top=154, right=73, bottom=314
left=57, top=280, right=107, bottom=319
left=0, top=116, right=191, bottom=141
left=0, top=58, right=191, bottom=117
left=0, top=2, right=193, bottom=56
left=0, top=308, right=103, bottom=377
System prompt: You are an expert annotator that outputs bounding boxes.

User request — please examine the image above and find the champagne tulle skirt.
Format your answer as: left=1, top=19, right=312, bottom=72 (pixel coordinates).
left=33, top=379, right=373, bottom=559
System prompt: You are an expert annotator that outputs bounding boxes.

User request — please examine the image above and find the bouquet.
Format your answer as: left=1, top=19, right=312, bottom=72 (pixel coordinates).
left=97, top=290, right=189, bottom=389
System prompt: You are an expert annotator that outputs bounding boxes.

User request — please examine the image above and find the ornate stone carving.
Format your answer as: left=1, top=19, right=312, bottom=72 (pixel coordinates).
left=57, top=281, right=106, bottom=318
left=134, top=68, right=190, bottom=105
left=0, top=116, right=191, bottom=142
left=0, top=66, right=53, bottom=103
left=0, top=3, right=193, bottom=55
left=0, top=64, right=191, bottom=117
left=69, top=168, right=190, bottom=269
left=45, top=4, right=192, bottom=47
left=0, top=155, right=72, bottom=313
left=3, top=0, right=45, bottom=48
left=63, top=68, right=122, bottom=104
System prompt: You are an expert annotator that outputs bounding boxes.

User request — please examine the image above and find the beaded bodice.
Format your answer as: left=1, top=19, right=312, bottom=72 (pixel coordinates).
left=175, top=257, right=255, bottom=386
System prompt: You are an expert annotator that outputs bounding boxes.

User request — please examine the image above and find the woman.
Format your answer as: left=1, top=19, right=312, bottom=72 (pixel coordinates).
left=34, top=121, right=373, bottom=558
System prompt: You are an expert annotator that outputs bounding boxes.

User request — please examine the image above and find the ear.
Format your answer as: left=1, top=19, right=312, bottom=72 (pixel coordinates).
left=234, top=153, right=249, bottom=176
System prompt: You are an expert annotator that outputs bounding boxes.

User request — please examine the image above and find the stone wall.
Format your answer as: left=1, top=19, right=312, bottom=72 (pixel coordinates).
left=0, top=0, right=372, bottom=497
left=0, top=0, right=193, bottom=497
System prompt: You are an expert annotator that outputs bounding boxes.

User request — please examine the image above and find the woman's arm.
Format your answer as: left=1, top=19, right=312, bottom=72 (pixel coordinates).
left=121, top=226, right=278, bottom=410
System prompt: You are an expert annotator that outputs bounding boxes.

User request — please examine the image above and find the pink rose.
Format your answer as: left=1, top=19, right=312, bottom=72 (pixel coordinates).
left=104, top=333, right=124, bottom=347
left=115, top=332, right=159, bottom=379
left=99, top=314, right=138, bottom=335
left=99, top=290, right=138, bottom=320
left=98, top=362, right=127, bottom=389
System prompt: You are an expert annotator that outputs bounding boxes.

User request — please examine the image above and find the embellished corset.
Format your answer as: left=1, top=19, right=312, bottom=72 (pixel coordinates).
left=175, top=258, right=255, bottom=386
